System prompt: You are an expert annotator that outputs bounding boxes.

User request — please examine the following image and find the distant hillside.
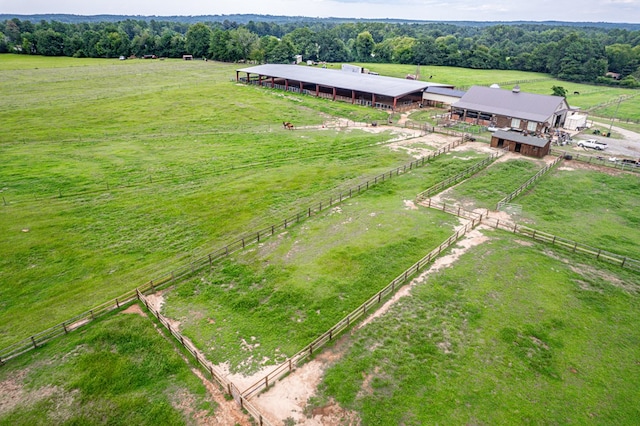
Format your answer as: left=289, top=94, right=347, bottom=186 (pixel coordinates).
left=2, top=13, right=640, bottom=30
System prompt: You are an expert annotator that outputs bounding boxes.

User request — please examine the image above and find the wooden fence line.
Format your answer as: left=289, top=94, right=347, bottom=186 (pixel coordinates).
left=136, top=291, right=274, bottom=426
left=421, top=199, right=640, bottom=273
left=550, top=149, right=640, bottom=174
left=416, top=153, right=499, bottom=201
left=241, top=213, right=484, bottom=401
left=0, top=139, right=464, bottom=366
left=496, top=154, right=563, bottom=210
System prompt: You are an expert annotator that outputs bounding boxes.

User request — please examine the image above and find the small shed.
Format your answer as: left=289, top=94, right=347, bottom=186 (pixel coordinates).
left=491, top=130, right=550, bottom=158
left=183, top=54, right=193, bottom=60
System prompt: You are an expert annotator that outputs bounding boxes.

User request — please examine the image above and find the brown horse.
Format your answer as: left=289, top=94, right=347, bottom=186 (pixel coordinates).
left=283, top=121, right=294, bottom=130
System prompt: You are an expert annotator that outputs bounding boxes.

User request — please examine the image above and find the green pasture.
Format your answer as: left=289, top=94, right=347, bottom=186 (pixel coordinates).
left=0, top=56, right=399, bottom=347
left=162, top=152, right=486, bottom=372
left=441, top=158, right=543, bottom=210
left=437, top=156, right=640, bottom=259
left=517, top=167, right=640, bottom=259
left=0, top=307, right=213, bottom=426
left=314, top=232, right=640, bottom=425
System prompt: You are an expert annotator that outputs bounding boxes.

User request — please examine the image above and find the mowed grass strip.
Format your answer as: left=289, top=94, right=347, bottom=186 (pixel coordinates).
left=314, top=231, right=640, bottom=424
left=0, top=307, right=214, bottom=426
left=161, top=152, right=485, bottom=372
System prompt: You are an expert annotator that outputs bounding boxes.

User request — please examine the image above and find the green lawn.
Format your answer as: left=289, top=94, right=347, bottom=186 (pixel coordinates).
left=0, top=307, right=214, bottom=426
left=314, top=231, right=640, bottom=424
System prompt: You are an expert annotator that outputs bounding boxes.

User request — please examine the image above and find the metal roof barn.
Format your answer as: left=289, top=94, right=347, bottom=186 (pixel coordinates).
left=236, top=64, right=452, bottom=111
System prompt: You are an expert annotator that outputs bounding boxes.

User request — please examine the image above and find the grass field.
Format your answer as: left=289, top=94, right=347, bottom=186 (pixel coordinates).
left=0, top=56, right=400, bottom=347
left=0, top=307, right=213, bottom=425
left=2, top=55, right=639, bottom=424
left=313, top=232, right=640, bottom=424
left=162, top=152, right=485, bottom=372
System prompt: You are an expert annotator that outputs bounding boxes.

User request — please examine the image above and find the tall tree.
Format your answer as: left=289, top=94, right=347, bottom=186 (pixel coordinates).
left=354, top=31, right=374, bottom=62
left=186, top=23, right=213, bottom=57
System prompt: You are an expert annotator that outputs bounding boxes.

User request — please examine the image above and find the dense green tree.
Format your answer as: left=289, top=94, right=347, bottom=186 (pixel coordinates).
left=226, top=27, right=259, bottom=61
left=282, top=27, right=317, bottom=61
left=551, top=85, right=567, bottom=97
left=185, top=23, right=212, bottom=57
left=209, top=28, right=232, bottom=61
left=354, top=31, right=375, bottom=61
left=33, top=28, right=65, bottom=55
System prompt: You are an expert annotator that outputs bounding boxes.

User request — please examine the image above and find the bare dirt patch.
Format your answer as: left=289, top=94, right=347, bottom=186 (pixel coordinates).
left=0, top=369, right=69, bottom=417
left=120, top=303, right=146, bottom=317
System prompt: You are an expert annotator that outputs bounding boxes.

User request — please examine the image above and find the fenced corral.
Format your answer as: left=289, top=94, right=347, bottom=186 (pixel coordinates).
left=241, top=215, right=483, bottom=403
left=550, top=149, right=640, bottom=174
left=0, top=139, right=464, bottom=366
left=416, top=153, right=500, bottom=201
left=420, top=200, right=640, bottom=273
left=137, top=291, right=274, bottom=426
left=496, top=155, right=564, bottom=210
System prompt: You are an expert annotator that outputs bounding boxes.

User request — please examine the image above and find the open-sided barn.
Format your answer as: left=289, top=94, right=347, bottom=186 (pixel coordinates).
left=452, top=85, right=570, bottom=135
left=236, top=64, right=452, bottom=111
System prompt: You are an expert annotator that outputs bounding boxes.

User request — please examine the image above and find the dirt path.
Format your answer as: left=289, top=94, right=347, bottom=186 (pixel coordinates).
left=250, top=225, right=492, bottom=426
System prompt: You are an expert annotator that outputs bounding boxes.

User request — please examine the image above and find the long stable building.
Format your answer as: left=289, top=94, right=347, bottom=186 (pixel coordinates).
left=236, top=64, right=452, bottom=111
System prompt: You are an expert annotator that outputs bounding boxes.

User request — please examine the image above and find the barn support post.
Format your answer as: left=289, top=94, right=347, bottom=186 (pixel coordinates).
left=372, top=93, right=376, bottom=108
left=285, top=79, right=289, bottom=91
left=271, top=77, right=275, bottom=88
left=332, top=87, right=337, bottom=101
left=352, top=90, right=355, bottom=104
left=299, top=81, right=303, bottom=92
left=393, top=97, right=398, bottom=109
left=315, top=84, right=319, bottom=97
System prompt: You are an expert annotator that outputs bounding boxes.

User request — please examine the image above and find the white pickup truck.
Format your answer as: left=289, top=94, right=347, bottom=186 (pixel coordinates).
left=577, top=139, right=608, bottom=150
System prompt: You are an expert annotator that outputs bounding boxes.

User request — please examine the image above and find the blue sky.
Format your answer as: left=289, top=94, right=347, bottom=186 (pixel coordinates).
left=1, top=0, right=639, bottom=23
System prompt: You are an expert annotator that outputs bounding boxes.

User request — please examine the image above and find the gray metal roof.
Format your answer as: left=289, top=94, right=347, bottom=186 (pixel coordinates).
left=424, top=86, right=466, bottom=98
left=237, top=64, right=450, bottom=98
left=453, top=86, right=568, bottom=122
left=493, top=130, right=550, bottom=148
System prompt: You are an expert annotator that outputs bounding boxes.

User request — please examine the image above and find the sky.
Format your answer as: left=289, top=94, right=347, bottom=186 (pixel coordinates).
left=1, top=0, right=639, bottom=23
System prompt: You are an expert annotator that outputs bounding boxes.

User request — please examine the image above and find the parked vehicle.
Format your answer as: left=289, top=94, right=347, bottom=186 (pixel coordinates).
left=577, top=139, right=607, bottom=150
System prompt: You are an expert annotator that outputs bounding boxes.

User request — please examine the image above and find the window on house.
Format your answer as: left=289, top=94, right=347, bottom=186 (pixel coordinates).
left=511, top=118, right=521, bottom=128
left=527, top=121, right=537, bottom=132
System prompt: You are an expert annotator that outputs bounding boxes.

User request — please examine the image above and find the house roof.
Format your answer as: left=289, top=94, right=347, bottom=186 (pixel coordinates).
left=424, top=86, right=466, bottom=98
left=453, top=86, right=568, bottom=122
left=237, top=64, right=451, bottom=98
left=493, top=130, right=550, bottom=148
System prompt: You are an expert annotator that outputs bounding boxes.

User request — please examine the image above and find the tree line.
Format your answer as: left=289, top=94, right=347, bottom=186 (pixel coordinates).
left=2, top=17, right=640, bottom=86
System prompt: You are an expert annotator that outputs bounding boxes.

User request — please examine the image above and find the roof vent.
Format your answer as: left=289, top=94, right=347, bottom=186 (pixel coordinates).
left=490, top=83, right=500, bottom=89
left=512, top=85, right=521, bottom=93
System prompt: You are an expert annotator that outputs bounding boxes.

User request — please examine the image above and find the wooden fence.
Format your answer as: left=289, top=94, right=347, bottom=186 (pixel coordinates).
left=0, top=139, right=464, bottom=366
left=420, top=199, right=640, bottom=273
left=416, top=153, right=500, bottom=201
left=496, top=154, right=564, bottom=210
left=136, top=291, right=274, bottom=426
left=241, top=215, right=484, bottom=402
left=550, top=149, right=640, bottom=174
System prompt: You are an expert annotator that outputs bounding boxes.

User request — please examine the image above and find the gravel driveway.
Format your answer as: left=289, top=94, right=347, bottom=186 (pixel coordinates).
left=572, top=121, right=640, bottom=159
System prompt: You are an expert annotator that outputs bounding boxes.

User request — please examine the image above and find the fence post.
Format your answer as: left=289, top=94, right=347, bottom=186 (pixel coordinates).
left=621, top=257, right=627, bottom=267
left=31, top=336, right=37, bottom=349
left=116, top=298, right=119, bottom=308
left=63, top=323, right=68, bottom=334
